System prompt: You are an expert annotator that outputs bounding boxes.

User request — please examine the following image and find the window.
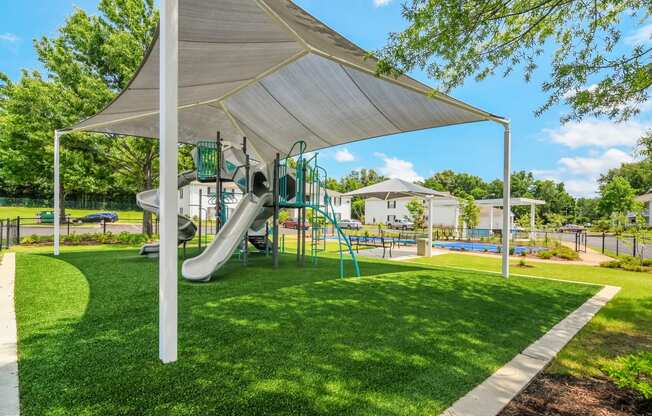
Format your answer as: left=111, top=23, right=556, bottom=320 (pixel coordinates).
left=387, top=200, right=396, bottom=209
left=387, top=215, right=396, bottom=222
left=179, top=188, right=184, bottom=199
left=179, top=207, right=184, bottom=215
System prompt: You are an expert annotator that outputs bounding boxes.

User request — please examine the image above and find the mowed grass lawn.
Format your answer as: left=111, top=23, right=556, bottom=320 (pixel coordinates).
left=14, top=247, right=597, bottom=416
left=0, top=206, right=144, bottom=221
left=409, top=254, right=652, bottom=378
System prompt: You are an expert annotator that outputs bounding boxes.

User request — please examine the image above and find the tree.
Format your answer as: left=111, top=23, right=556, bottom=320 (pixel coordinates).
left=0, top=0, right=162, bottom=229
left=406, top=198, right=425, bottom=229
left=377, top=1, right=652, bottom=123
left=599, top=160, right=652, bottom=195
left=599, top=176, right=637, bottom=217
left=460, top=196, right=480, bottom=230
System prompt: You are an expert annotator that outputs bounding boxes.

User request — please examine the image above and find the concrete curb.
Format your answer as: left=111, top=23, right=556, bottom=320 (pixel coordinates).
left=442, top=284, right=620, bottom=416
left=0, top=253, right=19, bottom=416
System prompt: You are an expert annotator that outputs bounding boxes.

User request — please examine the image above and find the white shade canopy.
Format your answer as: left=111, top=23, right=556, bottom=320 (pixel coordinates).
left=65, top=0, right=503, bottom=162
left=344, top=178, right=449, bottom=200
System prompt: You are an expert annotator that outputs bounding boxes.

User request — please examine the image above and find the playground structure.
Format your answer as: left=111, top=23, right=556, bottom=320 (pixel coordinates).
left=155, top=136, right=361, bottom=282
left=53, top=0, right=512, bottom=363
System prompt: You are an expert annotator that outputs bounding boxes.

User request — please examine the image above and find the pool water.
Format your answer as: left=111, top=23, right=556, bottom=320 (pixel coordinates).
left=433, top=241, right=544, bottom=254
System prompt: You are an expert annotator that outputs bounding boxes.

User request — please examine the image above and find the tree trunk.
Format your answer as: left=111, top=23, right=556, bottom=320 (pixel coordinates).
left=59, top=185, right=67, bottom=224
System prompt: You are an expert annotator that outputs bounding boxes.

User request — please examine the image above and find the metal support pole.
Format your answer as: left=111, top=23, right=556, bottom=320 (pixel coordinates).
left=54, top=130, right=61, bottom=256
left=272, top=153, right=280, bottom=268
left=159, top=0, right=179, bottom=364
left=426, top=196, right=433, bottom=257
left=602, top=232, right=605, bottom=254
left=242, top=137, right=249, bottom=266
left=215, top=131, right=222, bottom=231
left=198, top=188, right=202, bottom=250
left=501, top=121, right=511, bottom=279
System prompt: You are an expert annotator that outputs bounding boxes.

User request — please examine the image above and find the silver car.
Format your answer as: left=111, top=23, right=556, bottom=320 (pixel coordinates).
left=339, top=219, right=363, bottom=229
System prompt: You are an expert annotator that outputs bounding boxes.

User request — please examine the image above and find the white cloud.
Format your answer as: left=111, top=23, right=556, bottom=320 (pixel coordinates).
left=373, top=0, right=392, bottom=7
left=533, top=148, right=636, bottom=197
left=558, top=148, right=634, bottom=176
left=334, top=148, right=355, bottom=162
left=625, top=23, right=652, bottom=46
left=0, top=33, right=19, bottom=43
left=562, top=83, right=598, bottom=100
left=543, top=119, right=649, bottom=149
left=563, top=179, right=601, bottom=198
left=375, top=153, right=423, bottom=182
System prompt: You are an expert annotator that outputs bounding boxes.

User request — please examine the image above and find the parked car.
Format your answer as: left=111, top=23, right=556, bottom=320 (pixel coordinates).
left=389, top=218, right=414, bottom=230
left=78, top=212, right=119, bottom=223
left=558, top=224, right=585, bottom=232
left=338, top=219, right=362, bottom=230
left=282, top=219, right=309, bottom=230
left=36, top=211, right=55, bottom=224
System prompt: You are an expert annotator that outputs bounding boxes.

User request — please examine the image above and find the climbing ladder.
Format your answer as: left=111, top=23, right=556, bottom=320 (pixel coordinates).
left=278, top=140, right=360, bottom=278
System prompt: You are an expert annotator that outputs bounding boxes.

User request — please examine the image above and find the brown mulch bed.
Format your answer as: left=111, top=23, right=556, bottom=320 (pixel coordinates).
left=499, top=374, right=651, bottom=416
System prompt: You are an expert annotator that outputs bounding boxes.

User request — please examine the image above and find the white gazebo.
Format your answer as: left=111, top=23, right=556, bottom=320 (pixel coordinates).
left=476, top=197, right=546, bottom=237
left=53, top=0, right=512, bottom=363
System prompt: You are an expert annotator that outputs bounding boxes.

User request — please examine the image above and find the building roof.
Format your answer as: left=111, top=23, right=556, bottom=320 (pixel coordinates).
left=636, top=190, right=652, bottom=203
left=475, top=197, right=546, bottom=206
left=63, top=0, right=502, bottom=162
left=344, top=178, right=449, bottom=200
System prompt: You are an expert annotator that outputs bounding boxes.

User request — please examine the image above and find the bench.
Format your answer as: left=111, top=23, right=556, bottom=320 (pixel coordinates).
left=349, top=235, right=394, bottom=258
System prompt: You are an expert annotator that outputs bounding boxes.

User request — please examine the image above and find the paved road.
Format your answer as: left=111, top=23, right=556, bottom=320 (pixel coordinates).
left=550, top=231, right=650, bottom=258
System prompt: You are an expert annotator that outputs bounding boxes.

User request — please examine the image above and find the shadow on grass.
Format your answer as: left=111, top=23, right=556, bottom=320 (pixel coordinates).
left=16, top=249, right=597, bottom=415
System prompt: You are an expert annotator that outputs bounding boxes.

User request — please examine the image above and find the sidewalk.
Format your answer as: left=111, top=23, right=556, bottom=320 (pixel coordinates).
left=0, top=253, right=19, bottom=416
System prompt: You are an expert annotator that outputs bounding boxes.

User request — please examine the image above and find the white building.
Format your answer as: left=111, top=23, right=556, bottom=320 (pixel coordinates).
left=364, top=195, right=510, bottom=230
left=287, top=189, right=351, bottom=221
left=357, top=178, right=545, bottom=232
left=635, top=190, right=652, bottom=226
left=178, top=181, right=242, bottom=221
left=179, top=181, right=350, bottom=222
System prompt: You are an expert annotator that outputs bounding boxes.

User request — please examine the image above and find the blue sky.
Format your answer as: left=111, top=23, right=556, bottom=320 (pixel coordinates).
left=1, top=0, right=650, bottom=197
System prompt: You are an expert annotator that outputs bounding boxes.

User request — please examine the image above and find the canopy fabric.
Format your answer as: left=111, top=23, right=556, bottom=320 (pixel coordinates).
left=344, top=178, right=449, bottom=200
left=66, top=0, right=502, bottom=162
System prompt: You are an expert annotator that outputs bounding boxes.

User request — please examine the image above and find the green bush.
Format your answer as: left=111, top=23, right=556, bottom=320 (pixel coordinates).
left=537, top=250, right=553, bottom=260
left=20, top=232, right=150, bottom=247
left=601, top=256, right=652, bottom=273
left=603, top=352, right=652, bottom=399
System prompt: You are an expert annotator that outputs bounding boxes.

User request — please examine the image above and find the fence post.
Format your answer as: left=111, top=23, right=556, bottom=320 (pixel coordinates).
left=0, top=220, right=4, bottom=250
left=103, top=218, right=107, bottom=234
left=5, top=219, right=9, bottom=249
left=602, top=232, right=605, bottom=254
left=616, top=236, right=619, bottom=257
left=16, top=216, right=20, bottom=245
left=633, top=236, right=637, bottom=257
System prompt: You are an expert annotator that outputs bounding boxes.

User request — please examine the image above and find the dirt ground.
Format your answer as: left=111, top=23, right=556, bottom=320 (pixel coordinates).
left=499, top=374, right=651, bottom=416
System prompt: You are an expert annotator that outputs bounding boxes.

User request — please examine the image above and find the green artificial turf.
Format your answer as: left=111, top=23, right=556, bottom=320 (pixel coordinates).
left=409, top=254, right=652, bottom=378
left=15, top=248, right=597, bottom=415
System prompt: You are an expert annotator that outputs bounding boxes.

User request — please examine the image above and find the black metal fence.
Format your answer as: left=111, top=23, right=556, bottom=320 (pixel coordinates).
left=0, top=216, right=160, bottom=249
left=0, top=218, right=19, bottom=250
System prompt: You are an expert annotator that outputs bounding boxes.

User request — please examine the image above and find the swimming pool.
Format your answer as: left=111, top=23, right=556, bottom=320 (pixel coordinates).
left=433, top=241, right=545, bottom=254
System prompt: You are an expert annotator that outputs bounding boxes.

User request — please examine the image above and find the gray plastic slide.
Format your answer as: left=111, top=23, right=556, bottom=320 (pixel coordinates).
left=137, top=170, right=197, bottom=256
left=182, top=192, right=273, bottom=281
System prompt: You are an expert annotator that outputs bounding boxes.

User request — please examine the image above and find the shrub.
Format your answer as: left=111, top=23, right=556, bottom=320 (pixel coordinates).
left=537, top=250, right=553, bottom=260
left=603, top=352, right=652, bottom=399
left=600, top=260, right=621, bottom=268
left=555, top=245, right=580, bottom=260
left=601, top=256, right=652, bottom=273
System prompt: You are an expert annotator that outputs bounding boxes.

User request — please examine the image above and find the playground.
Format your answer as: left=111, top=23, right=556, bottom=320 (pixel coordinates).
left=1, top=1, right=645, bottom=415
